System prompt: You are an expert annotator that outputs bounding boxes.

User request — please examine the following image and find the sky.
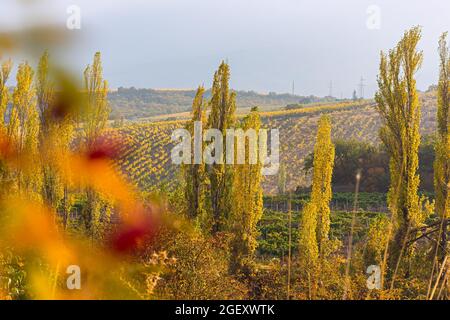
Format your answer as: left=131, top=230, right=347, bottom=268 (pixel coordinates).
left=0, top=0, right=449, bottom=98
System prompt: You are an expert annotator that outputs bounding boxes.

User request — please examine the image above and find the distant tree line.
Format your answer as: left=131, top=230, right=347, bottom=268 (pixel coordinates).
left=108, top=87, right=339, bottom=120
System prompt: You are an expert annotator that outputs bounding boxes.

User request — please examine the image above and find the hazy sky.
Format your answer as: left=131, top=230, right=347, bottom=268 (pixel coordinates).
left=1, top=0, right=449, bottom=97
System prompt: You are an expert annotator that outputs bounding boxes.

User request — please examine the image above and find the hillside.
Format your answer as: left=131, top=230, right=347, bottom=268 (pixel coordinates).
left=108, top=87, right=339, bottom=119
left=107, top=91, right=438, bottom=195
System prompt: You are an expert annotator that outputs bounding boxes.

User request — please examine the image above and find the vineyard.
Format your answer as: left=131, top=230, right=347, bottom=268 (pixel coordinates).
left=106, top=120, right=183, bottom=192
left=2, top=0, right=450, bottom=303
left=108, top=87, right=339, bottom=120
left=108, top=91, right=438, bottom=194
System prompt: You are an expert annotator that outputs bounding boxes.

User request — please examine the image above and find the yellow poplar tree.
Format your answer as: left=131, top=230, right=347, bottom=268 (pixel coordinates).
left=311, top=115, right=335, bottom=252
left=81, top=52, right=111, bottom=236
left=0, top=59, right=12, bottom=134
left=8, top=62, right=41, bottom=198
left=375, top=27, right=423, bottom=260
left=298, top=202, right=319, bottom=269
left=0, top=59, right=12, bottom=193
left=434, top=32, right=450, bottom=255
left=184, top=86, right=208, bottom=221
left=83, top=52, right=110, bottom=148
left=298, top=115, right=334, bottom=296
left=36, top=51, right=61, bottom=208
left=230, top=107, right=263, bottom=274
left=207, top=61, right=237, bottom=233
left=36, top=51, right=74, bottom=226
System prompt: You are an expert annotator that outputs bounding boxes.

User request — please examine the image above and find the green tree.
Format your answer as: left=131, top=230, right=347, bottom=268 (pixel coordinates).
left=184, top=86, right=208, bottom=221
left=207, top=61, right=236, bottom=233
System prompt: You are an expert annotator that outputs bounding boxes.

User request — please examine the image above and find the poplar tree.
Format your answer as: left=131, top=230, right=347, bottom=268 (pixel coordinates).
left=434, top=32, right=450, bottom=256
left=0, top=59, right=12, bottom=134
left=207, top=61, right=236, bottom=233
left=375, top=27, right=423, bottom=260
left=8, top=62, right=41, bottom=197
left=36, top=51, right=60, bottom=209
left=298, top=116, right=334, bottom=295
left=0, top=59, right=12, bottom=195
left=230, top=107, right=263, bottom=274
left=36, top=52, right=53, bottom=134
left=83, top=52, right=110, bottom=149
left=36, top=52, right=74, bottom=225
left=298, top=202, right=319, bottom=269
left=184, top=86, right=207, bottom=221
left=311, top=116, right=335, bottom=252
left=81, top=52, right=111, bottom=235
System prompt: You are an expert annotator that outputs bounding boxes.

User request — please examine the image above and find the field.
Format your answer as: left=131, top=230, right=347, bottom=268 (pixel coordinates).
left=108, top=91, right=438, bottom=194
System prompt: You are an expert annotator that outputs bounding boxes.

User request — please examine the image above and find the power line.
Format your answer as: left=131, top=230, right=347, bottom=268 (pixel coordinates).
left=358, top=77, right=366, bottom=99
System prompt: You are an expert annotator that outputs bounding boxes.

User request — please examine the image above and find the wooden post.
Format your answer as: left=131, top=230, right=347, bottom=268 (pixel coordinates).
left=343, top=170, right=361, bottom=300
left=287, top=193, right=292, bottom=300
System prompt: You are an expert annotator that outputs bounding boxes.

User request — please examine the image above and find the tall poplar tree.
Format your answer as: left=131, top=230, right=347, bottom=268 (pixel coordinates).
left=299, top=116, right=335, bottom=261
left=184, top=86, right=207, bottom=221
left=298, top=202, right=319, bottom=271
left=207, top=61, right=236, bottom=233
left=0, top=59, right=12, bottom=134
left=81, top=52, right=110, bottom=235
left=83, top=52, right=110, bottom=149
left=36, top=51, right=74, bottom=224
left=36, top=51, right=60, bottom=209
left=434, top=32, right=450, bottom=256
left=0, top=59, right=12, bottom=194
left=375, top=27, right=423, bottom=260
left=311, top=116, right=335, bottom=253
left=298, top=116, right=334, bottom=296
left=230, top=107, right=263, bottom=274
left=8, top=62, right=41, bottom=197
left=36, top=52, right=53, bottom=134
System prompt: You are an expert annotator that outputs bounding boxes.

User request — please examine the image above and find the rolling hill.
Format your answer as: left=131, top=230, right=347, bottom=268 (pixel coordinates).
left=106, top=91, right=438, bottom=195
left=108, top=87, right=339, bottom=120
